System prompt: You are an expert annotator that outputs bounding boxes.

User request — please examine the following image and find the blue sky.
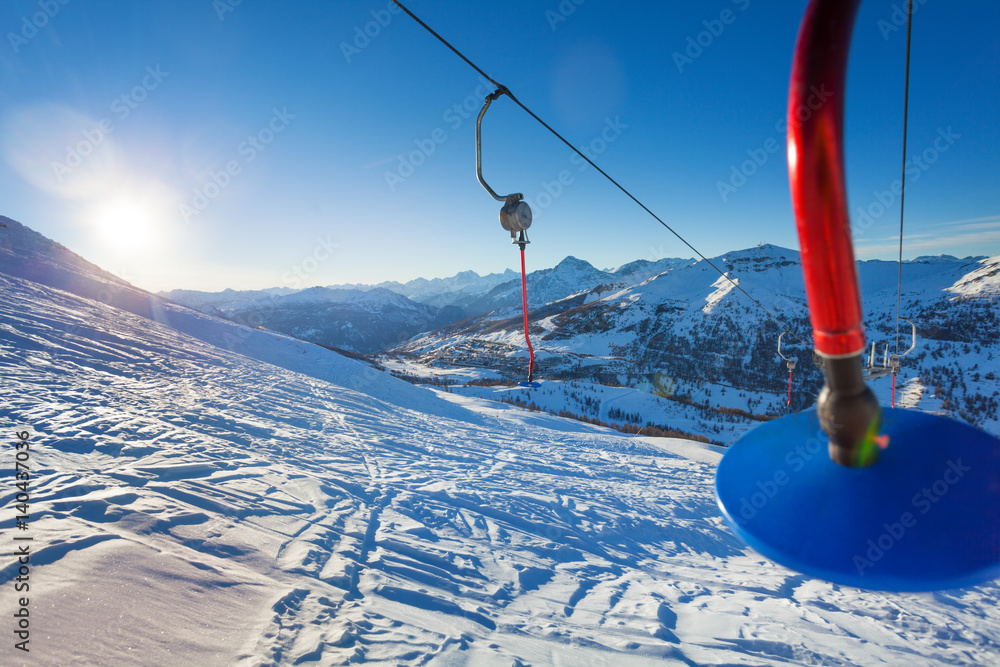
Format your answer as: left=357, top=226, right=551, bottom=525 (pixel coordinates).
left=1, top=0, right=997, bottom=292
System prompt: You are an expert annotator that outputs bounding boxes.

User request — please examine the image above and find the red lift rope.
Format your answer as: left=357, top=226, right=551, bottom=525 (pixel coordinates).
left=786, top=368, right=793, bottom=407
left=519, top=245, right=535, bottom=382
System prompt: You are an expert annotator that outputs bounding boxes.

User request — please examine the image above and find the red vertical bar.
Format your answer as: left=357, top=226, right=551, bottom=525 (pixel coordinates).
left=788, top=0, right=866, bottom=357
left=520, top=246, right=535, bottom=380
left=787, top=369, right=793, bottom=407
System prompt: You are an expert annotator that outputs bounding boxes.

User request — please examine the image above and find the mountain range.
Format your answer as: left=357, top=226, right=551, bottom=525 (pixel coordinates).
left=159, top=254, right=697, bottom=353
left=403, top=244, right=998, bottom=436
left=155, top=231, right=997, bottom=438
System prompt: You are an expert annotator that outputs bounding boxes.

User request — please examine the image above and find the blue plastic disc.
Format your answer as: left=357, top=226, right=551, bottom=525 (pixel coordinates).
left=716, top=407, right=1000, bottom=591
left=518, top=381, right=541, bottom=388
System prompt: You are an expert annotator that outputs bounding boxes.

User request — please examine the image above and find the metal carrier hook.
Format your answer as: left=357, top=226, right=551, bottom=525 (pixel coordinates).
left=865, top=341, right=893, bottom=379
left=778, top=331, right=798, bottom=407
left=864, top=318, right=916, bottom=379
left=475, top=88, right=532, bottom=246
left=475, top=88, right=537, bottom=385
left=777, top=331, right=798, bottom=373
left=888, top=317, right=917, bottom=374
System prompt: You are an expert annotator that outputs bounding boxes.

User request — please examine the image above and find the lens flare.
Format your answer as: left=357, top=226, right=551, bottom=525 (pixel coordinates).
left=2, top=104, right=121, bottom=200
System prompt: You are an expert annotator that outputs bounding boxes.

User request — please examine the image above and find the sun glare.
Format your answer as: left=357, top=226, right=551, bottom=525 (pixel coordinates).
left=88, top=184, right=172, bottom=253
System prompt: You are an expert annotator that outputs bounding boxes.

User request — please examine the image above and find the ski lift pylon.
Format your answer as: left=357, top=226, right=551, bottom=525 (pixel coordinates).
left=715, top=0, right=1000, bottom=592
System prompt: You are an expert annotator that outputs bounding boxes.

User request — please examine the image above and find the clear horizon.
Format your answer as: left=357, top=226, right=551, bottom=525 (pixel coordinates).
left=2, top=0, right=997, bottom=292
left=145, top=241, right=992, bottom=297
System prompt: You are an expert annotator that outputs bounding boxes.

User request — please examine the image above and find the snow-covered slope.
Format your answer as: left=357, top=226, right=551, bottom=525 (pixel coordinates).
left=3, top=220, right=1000, bottom=665
left=0, top=216, right=466, bottom=420
left=607, top=256, right=695, bottom=283
left=945, top=255, right=1000, bottom=298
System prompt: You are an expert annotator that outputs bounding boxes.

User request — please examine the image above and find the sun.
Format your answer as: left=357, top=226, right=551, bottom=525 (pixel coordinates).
left=93, top=195, right=155, bottom=249
left=89, top=184, right=171, bottom=253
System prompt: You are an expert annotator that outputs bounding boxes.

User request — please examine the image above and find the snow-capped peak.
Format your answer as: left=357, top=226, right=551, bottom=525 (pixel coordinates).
left=947, top=255, right=1000, bottom=298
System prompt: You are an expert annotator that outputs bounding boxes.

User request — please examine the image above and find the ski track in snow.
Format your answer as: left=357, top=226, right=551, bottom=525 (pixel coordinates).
left=2, top=273, right=1000, bottom=666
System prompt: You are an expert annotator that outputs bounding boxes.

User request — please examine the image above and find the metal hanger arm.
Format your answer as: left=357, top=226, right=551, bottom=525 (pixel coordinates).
left=475, top=88, right=522, bottom=203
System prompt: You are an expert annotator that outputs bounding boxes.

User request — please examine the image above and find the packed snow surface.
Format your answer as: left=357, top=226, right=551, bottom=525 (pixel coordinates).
left=3, top=294, right=1000, bottom=666
left=2, top=220, right=1000, bottom=665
